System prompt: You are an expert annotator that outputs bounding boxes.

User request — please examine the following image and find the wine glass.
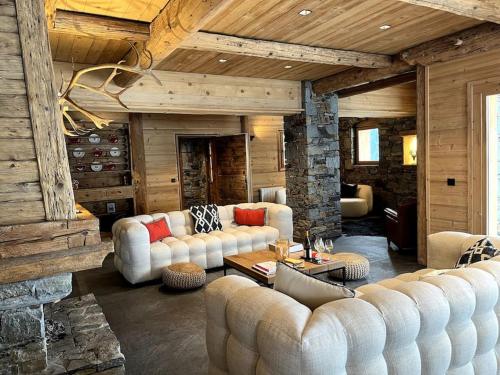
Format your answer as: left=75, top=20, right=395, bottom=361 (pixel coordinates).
left=325, top=239, right=334, bottom=255
left=314, top=238, right=325, bottom=263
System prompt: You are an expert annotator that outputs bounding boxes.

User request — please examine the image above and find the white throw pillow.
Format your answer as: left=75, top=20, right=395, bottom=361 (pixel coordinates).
left=273, top=262, right=354, bottom=310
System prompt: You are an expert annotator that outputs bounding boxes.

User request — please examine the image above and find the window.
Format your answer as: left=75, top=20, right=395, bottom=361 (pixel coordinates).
left=278, top=130, right=286, bottom=171
left=355, top=127, right=379, bottom=164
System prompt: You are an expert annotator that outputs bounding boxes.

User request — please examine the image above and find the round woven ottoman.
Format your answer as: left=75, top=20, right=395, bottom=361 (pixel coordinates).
left=162, top=262, right=206, bottom=290
left=330, top=252, right=370, bottom=281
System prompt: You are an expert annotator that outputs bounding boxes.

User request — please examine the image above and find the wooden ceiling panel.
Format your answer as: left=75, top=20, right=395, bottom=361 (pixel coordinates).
left=55, top=0, right=169, bottom=22
left=203, top=0, right=482, bottom=54
left=49, top=33, right=131, bottom=64
left=156, top=48, right=350, bottom=80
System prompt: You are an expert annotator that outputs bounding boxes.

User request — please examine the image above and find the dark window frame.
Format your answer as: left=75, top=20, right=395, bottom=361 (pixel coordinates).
left=354, top=124, right=380, bottom=166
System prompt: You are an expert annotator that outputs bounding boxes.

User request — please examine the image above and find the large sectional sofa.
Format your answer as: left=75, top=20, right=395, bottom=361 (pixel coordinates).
left=112, top=202, right=293, bottom=284
left=206, top=231, right=500, bottom=374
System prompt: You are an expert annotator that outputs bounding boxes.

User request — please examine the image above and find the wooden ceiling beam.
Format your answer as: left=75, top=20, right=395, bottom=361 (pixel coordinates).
left=181, top=32, right=392, bottom=69
left=312, top=58, right=414, bottom=95
left=336, top=71, right=416, bottom=98
left=53, top=10, right=150, bottom=41
left=114, top=0, right=236, bottom=87
left=400, top=22, right=500, bottom=65
left=396, top=0, right=500, bottom=23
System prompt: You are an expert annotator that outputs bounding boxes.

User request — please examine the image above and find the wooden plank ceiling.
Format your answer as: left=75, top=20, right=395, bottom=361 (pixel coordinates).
left=49, top=0, right=483, bottom=81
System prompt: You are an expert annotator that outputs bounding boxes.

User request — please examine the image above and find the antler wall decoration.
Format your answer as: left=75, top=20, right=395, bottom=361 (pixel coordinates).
left=58, top=44, right=161, bottom=136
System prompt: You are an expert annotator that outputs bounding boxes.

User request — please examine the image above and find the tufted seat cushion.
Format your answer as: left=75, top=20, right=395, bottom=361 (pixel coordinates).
left=112, top=202, right=292, bottom=284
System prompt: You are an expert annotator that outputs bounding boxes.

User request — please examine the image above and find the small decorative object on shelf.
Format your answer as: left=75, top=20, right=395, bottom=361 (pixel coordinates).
left=92, top=148, right=103, bottom=157
left=90, top=162, right=103, bottom=172
left=108, top=134, right=119, bottom=144
left=104, top=163, right=116, bottom=171
left=109, top=147, right=121, bottom=157
left=88, top=133, right=101, bottom=144
left=73, top=147, right=85, bottom=158
left=75, top=164, right=85, bottom=172
left=69, top=137, right=81, bottom=144
left=72, top=179, right=79, bottom=190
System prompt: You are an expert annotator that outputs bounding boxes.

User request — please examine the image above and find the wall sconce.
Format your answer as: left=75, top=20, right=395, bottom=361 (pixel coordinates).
left=402, top=133, right=417, bottom=166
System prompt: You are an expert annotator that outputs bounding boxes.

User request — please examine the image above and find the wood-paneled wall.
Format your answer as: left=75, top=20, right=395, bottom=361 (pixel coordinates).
left=427, top=49, right=500, bottom=234
left=0, top=1, right=45, bottom=225
left=140, top=114, right=285, bottom=213
left=248, top=116, right=286, bottom=201
left=339, top=82, right=417, bottom=118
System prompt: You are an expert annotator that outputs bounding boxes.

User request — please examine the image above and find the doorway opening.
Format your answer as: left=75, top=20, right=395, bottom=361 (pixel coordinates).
left=177, top=134, right=251, bottom=210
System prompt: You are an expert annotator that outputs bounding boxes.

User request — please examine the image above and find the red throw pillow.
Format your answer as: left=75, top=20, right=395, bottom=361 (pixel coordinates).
left=143, top=218, right=172, bottom=243
left=234, top=207, right=266, bottom=226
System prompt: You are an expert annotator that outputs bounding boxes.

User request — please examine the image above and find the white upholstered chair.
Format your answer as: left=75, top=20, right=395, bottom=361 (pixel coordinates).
left=340, top=184, right=373, bottom=217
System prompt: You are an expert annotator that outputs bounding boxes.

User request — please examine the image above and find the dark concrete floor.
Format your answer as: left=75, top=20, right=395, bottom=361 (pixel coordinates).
left=70, top=235, right=422, bottom=375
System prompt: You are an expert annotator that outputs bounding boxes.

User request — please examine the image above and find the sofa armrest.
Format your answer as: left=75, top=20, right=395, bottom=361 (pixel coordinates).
left=112, top=218, right=152, bottom=283
left=266, top=203, right=293, bottom=241
left=427, top=231, right=471, bottom=269
left=357, top=185, right=373, bottom=212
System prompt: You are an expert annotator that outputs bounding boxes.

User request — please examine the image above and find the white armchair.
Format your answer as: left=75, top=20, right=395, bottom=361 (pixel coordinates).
left=341, top=184, right=373, bottom=217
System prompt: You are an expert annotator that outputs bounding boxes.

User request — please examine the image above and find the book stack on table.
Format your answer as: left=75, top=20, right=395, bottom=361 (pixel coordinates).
left=252, top=261, right=277, bottom=275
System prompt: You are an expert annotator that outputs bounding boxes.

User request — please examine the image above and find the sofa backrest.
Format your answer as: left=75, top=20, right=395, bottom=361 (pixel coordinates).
left=357, top=184, right=373, bottom=211
left=206, top=258, right=500, bottom=375
left=428, top=231, right=500, bottom=269
left=259, top=186, right=284, bottom=202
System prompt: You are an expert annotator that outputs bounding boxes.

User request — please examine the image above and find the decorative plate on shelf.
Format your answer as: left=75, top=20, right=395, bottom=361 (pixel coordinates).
left=108, top=135, right=119, bottom=144
left=109, top=147, right=121, bottom=157
left=73, top=147, right=85, bottom=158
left=92, top=148, right=103, bottom=157
left=90, top=162, right=103, bottom=172
left=89, top=133, right=101, bottom=144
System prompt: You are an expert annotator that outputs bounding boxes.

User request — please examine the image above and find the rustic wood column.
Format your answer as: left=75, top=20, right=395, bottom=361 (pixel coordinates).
left=416, top=65, right=429, bottom=265
left=15, top=0, right=76, bottom=220
left=130, top=113, right=149, bottom=214
left=284, top=82, right=342, bottom=240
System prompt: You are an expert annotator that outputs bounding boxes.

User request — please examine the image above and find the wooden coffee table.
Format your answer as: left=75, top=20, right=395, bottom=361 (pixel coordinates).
left=223, top=250, right=346, bottom=286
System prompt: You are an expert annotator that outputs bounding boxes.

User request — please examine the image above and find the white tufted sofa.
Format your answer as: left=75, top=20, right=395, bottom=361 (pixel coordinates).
left=112, top=203, right=292, bottom=284
left=206, top=231, right=500, bottom=374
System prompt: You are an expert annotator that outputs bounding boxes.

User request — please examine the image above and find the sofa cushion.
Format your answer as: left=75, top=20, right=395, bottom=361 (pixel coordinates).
left=340, top=198, right=368, bottom=218
left=273, top=262, right=355, bottom=310
left=234, top=207, right=267, bottom=226
left=341, top=182, right=358, bottom=198
left=143, top=218, right=172, bottom=243
left=455, top=238, right=500, bottom=268
left=189, top=204, right=222, bottom=233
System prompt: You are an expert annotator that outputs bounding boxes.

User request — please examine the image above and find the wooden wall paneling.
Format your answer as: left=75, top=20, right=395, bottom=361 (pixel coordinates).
left=248, top=116, right=286, bottom=202
left=427, top=49, right=500, bottom=236
left=16, top=0, right=76, bottom=221
left=130, top=113, right=148, bottom=214
left=338, top=82, right=417, bottom=118
left=416, top=65, right=429, bottom=265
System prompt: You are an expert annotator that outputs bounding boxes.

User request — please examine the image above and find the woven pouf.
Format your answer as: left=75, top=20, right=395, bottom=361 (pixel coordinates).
left=162, top=262, right=206, bottom=290
left=330, top=252, right=370, bottom=281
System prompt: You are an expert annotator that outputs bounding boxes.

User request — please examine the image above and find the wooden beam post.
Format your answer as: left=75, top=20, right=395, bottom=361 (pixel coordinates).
left=400, top=23, right=500, bottom=66
left=115, top=0, right=236, bottom=87
left=129, top=113, right=148, bottom=214
left=396, top=0, right=500, bottom=24
left=53, top=10, right=150, bottom=41
left=416, top=65, right=429, bottom=266
left=181, top=32, right=392, bottom=69
left=312, top=58, right=414, bottom=95
left=16, top=0, right=76, bottom=220
left=44, top=0, right=57, bottom=29
left=336, top=71, right=416, bottom=98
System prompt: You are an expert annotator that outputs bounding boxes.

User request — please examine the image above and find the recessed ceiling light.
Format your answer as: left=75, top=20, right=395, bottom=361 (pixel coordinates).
left=284, top=65, right=293, bottom=69
left=218, top=59, right=228, bottom=63
left=379, top=24, right=391, bottom=30
left=298, top=9, right=312, bottom=16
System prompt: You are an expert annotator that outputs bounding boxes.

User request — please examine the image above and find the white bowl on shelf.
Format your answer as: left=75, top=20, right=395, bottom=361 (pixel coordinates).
left=73, top=147, right=85, bottom=158
left=90, top=162, right=103, bottom=172
left=109, top=147, right=121, bottom=157
left=89, top=133, right=101, bottom=144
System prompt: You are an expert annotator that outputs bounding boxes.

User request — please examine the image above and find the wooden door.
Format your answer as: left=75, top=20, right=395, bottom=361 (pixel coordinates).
left=211, top=134, right=251, bottom=205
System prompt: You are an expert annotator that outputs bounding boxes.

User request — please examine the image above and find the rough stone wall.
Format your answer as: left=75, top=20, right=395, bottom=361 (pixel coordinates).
left=0, top=274, right=72, bottom=374
left=285, top=82, right=341, bottom=241
left=339, top=117, right=417, bottom=211
left=180, top=139, right=209, bottom=209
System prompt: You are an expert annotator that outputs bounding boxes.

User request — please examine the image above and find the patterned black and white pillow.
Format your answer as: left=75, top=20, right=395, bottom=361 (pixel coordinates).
left=455, top=238, right=500, bottom=268
left=189, top=204, right=222, bottom=234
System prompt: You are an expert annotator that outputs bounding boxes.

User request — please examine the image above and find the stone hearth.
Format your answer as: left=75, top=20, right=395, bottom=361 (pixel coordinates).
left=0, top=274, right=124, bottom=374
